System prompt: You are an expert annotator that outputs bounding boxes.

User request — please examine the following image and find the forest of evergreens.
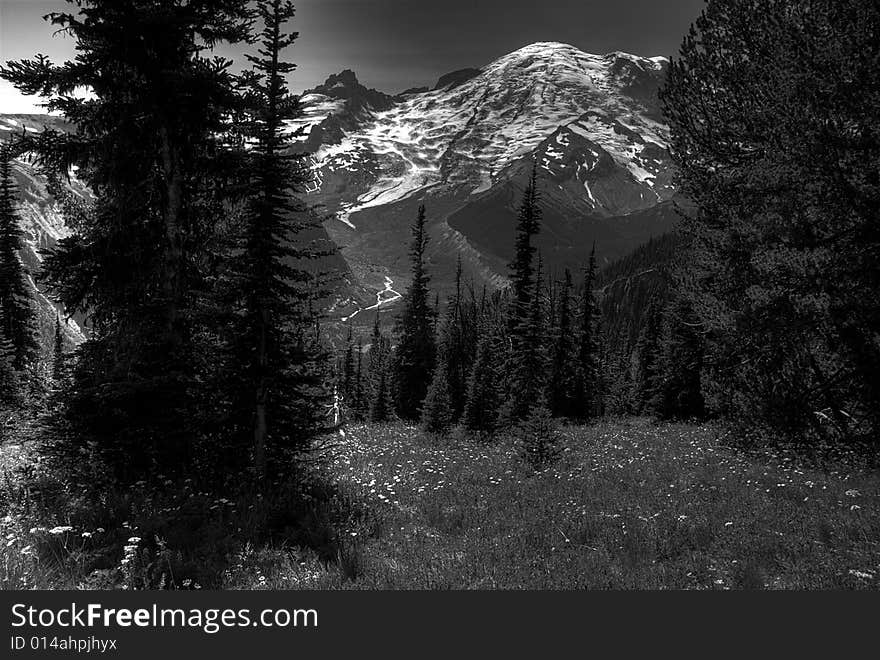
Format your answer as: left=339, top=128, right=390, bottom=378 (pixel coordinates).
left=0, top=0, right=877, bottom=589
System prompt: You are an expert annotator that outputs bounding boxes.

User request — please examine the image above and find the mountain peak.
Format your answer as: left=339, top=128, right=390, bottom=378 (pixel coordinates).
left=317, top=69, right=361, bottom=91
left=308, top=70, right=395, bottom=115
left=501, top=42, right=666, bottom=69
left=495, top=41, right=587, bottom=66
left=433, top=68, right=481, bottom=91
left=510, top=41, right=583, bottom=54
left=294, top=39, right=676, bottom=285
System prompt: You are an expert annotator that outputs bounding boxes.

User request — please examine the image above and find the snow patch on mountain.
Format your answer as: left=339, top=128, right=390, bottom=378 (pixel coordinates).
left=284, top=94, right=346, bottom=137
left=301, top=42, right=673, bottom=225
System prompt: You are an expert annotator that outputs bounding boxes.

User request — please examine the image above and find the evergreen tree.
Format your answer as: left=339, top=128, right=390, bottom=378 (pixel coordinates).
left=605, top=354, right=636, bottom=417
left=462, top=322, right=502, bottom=434
left=518, top=394, right=560, bottom=471
left=233, top=0, right=334, bottom=478
left=2, top=0, right=252, bottom=482
left=434, top=256, right=472, bottom=421
left=52, top=315, right=65, bottom=383
left=341, top=323, right=355, bottom=407
left=549, top=269, right=579, bottom=417
left=633, top=298, right=663, bottom=413
left=501, top=161, right=544, bottom=425
left=507, top=160, right=542, bottom=334
left=593, top=314, right=608, bottom=418
left=369, top=365, right=390, bottom=424
left=502, top=254, right=547, bottom=425
left=594, top=233, right=679, bottom=414
left=574, top=244, right=598, bottom=419
left=652, top=297, right=705, bottom=420
left=421, top=350, right=454, bottom=434
left=393, top=204, right=436, bottom=420
left=0, top=148, right=39, bottom=371
left=661, top=0, right=880, bottom=441
left=547, top=269, right=557, bottom=336
left=0, top=333, right=21, bottom=407
left=368, top=311, right=392, bottom=423
left=353, top=338, right=365, bottom=421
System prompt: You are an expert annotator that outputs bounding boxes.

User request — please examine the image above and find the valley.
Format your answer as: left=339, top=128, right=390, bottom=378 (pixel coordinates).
left=2, top=41, right=679, bottom=326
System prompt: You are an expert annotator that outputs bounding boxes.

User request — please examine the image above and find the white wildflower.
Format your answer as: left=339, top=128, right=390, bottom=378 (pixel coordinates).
left=49, top=526, right=73, bottom=535
left=849, top=570, right=874, bottom=580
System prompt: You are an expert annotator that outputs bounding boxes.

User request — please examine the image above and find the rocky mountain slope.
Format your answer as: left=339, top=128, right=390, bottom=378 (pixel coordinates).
left=1, top=41, right=679, bottom=333
left=296, top=42, right=680, bottom=299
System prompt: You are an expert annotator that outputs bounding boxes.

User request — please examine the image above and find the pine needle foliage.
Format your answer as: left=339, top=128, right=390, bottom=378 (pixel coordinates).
left=232, top=0, right=334, bottom=479
left=393, top=204, right=436, bottom=420
left=1, top=0, right=253, bottom=483
left=0, top=148, right=40, bottom=372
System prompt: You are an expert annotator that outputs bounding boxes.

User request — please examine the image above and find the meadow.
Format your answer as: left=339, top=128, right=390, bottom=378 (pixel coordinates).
left=2, top=420, right=878, bottom=590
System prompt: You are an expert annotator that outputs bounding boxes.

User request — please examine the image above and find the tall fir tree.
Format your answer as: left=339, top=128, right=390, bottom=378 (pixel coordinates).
left=0, top=148, right=39, bottom=372
left=574, top=244, right=598, bottom=419
left=392, top=204, right=436, bottom=420
left=502, top=161, right=543, bottom=425
left=462, top=319, right=502, bottom=434
left=434, top=256, right=472, bottom=421
left=341, top=323, right=355, bottom=408
left=421, top=349, right=454, bottom=434
left=368, top=310, right=392, bottom=423
left=661, top=0, right=880, bottom=441
left=353, top=338, right=366, bottom=421
left=549, top=269, right=579, bottom=417
left=2, top=0, right=252, bottom=482
left=234, top=0, right=333, bottom=479
left=502, top=254, right=548, bottom=425
left=507, top=160, right=542, bottom=334
left=370, top=368, right=390, bottom=423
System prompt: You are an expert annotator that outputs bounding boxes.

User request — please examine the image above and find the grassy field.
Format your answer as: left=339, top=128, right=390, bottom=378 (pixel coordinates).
left=2, top=419, right=879, bottom=589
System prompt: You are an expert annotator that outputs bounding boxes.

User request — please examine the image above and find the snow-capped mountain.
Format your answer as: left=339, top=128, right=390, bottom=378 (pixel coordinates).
left=297, top=42, right=679, bottom=295
left=1, top=42, right=679, bottom=332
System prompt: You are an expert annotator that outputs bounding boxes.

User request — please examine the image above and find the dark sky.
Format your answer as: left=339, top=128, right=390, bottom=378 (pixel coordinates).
left=1, top=0, right=705, bottom=112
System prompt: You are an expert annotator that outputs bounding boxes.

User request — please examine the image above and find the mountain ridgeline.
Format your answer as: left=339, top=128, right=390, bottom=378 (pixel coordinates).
left=293, top=42, right=679, bottom=298
left=3, top=41, right=677, bottom=334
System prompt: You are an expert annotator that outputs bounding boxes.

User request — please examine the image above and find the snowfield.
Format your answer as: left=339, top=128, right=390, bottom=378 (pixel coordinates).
left=299, top=42, right=673, bottom=225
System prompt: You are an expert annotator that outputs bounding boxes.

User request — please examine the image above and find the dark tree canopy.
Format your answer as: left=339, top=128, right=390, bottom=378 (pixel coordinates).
left=231, top=0, right=334, bottom=479
left=1, top=0, right=254, bottom=481
left=0, top=149, right=40, bottom=372
left=507, top=161, right=542, bottom=334
left=662, top=0, right=880, bottom=441
left=392, top=204, right=436, bottom=420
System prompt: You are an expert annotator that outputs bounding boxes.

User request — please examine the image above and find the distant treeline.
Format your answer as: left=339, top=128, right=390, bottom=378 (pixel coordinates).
left=338, top=0, right=880, bottom=449
left=335, top=193, right=701, bottom=454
